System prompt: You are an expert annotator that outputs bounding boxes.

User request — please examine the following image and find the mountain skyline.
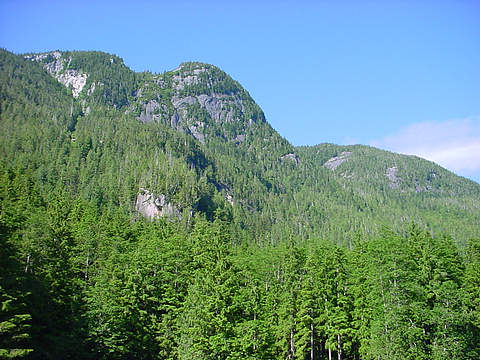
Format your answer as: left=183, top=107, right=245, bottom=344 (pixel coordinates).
left=1, top=1, right=479, bottom=183
left=4, top=47, right=478, bottom=246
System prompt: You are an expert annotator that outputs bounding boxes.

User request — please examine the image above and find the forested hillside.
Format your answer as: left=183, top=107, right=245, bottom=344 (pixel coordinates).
left=1, top=48, right=479, bottom=359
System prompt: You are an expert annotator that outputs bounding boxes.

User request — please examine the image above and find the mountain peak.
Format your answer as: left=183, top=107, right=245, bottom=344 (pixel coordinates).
left=177, top=61, right=215, bottom=70
left=168, top=61, right=245, bottom=97
left=134, top=60, right=267, bottom=144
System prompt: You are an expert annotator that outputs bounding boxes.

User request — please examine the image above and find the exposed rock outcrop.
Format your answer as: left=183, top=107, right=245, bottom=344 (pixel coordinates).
left=25, top=51, right=88, bottom=98
left=132, top=62, right=262, bottom=147
left=386, top=166, right=402, bottom=189
left=324, top=151, right=352, bottom=170
left=189, top=122, right=205, bottom=143
left=172, top=68, right=206, bottom=90
left=214, top=182, right=234, bottom=206
left=135, top=188, right=180, bottom=220
left=234, top=134, right=246, bottom=144
left=57, top=70, right=87, bottom=97
left=136, top=83, right=248, bottom=144
left=280, top=153, right=299, bottom=165
left=138, top=100, right=162, bottom=123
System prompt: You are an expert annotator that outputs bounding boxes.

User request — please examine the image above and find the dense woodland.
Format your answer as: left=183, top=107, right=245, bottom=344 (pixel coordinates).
left=1, top=48, right=479, bottom=359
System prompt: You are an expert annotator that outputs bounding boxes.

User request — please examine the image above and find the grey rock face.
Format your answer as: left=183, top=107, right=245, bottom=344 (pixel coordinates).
left=171, top=67, right=207, bottom=91
left=234, top=134, right=246, bottom=144
left=172, top=74, right=201, bottom=90
left=170, top=111, right=181, bottom=128
left=25, top=51, right=88, bottom=98
left=170, top=93, right=245, bottom=124
left=172, top=95, right=197, bottom=108
left=133, top=63, right=256, bottom=146
left=414, top=180, right=424, bottom=192
left=172, top=92, right=247, bottom=143
left=214, top=182, right=234, bottom=205
left=137, top=100, right=170, bottom=124
left=87, top=82, right=96, bottom=96
left=386, top=166, right=402, bottom=189
left=136, top=190, right=161, bottom=219
left=414, top=179, right=432, bottom=193
left=189, top=123, right=205, bottom=144
left=135, top=188, right=180, bottom=220
left=324, top=152, right=352, bottom=170
left=57, top=70, right=87, bottom=97
left=280, top=153, right=299, bottom=165
left=138, top=100, right=161, bottom=123
left=196, top=93, right=244, bottom=123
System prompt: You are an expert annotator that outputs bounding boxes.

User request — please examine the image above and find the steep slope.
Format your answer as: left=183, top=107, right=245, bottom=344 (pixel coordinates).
left=2, top=48, right=480, bottom=246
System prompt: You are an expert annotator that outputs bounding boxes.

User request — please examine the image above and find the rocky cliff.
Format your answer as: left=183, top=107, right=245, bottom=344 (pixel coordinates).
left=133, top=62, right=266, bottom=145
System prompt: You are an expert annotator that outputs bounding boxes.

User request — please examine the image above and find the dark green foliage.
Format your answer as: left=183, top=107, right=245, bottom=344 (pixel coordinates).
left=0, top=214, right=33, bottom=358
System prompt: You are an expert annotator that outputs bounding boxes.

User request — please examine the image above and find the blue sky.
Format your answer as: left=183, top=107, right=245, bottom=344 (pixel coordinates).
left=1, top=0, right=479, bottom=182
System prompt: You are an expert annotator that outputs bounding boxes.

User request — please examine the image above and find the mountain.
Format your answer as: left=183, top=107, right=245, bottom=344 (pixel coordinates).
left=1, top=48, right=479, bottom=246
left=1, top=48, right=479, bottom=359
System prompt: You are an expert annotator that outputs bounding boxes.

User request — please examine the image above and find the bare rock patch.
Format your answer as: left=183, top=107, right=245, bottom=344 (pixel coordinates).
left=324, top=151, right=352, bottom=170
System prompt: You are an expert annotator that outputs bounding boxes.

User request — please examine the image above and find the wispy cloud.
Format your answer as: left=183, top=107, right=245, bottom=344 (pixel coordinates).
left=370, top=117, right=480, bottom=180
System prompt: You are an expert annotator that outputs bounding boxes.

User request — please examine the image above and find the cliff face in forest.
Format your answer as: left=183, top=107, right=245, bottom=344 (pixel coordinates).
left=133, top=62, right=265, bottom=145
left=24, top=51, right=88, bottom=97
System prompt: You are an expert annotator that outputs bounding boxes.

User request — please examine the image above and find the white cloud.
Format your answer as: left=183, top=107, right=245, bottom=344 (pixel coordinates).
left=370, top=117, right=480, bottom=179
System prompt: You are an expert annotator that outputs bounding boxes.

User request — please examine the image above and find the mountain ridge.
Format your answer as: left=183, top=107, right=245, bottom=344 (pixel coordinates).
left=2, top=48, right=479, bottom=246
left=23, top=49, right=479, bottom=183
